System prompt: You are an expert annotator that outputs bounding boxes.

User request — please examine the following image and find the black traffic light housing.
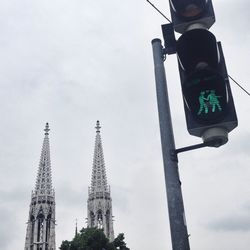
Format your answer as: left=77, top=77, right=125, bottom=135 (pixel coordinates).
left=176, top=29, right=237, bottom=143
left=161, top=0, right=238, bottom=145
left=169, top=0, right=215, bottom=33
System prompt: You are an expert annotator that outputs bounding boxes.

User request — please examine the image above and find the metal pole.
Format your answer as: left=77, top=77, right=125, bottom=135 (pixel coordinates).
left=151, top=38, right=190, bottom=250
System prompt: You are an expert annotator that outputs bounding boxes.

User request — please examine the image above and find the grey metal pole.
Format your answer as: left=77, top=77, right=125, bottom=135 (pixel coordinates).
left=151, top=38, right=190, bottom=250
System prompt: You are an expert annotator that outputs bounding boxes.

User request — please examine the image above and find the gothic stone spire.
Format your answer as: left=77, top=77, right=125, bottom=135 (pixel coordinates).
left=87, top=121, right=114, bottom=241
left=90, top=120, right=108, bottom=193
left=35, top=123, right=53, bottom=196
left=24, top=123, right=56, bottom=250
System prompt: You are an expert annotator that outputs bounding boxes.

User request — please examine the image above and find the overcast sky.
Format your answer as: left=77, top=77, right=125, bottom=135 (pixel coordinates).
left=0, top=0, right=250, bottom=250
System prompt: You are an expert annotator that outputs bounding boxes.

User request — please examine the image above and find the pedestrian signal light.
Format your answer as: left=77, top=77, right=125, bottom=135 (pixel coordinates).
left=163, top=0, right=237, bottom=145
left=176, top=29, right=237, bottom=144
left=183, top=69, right=227, bottom=124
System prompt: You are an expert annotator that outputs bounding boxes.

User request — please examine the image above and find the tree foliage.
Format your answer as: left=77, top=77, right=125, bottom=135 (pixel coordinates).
left=59, top=227, right=129, bottom=250
left=60, top=240, right=71, bottom=250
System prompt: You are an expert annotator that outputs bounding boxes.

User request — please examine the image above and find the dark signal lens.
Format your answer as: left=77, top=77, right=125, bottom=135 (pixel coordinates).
left=170, top=0, right=207, bottom=20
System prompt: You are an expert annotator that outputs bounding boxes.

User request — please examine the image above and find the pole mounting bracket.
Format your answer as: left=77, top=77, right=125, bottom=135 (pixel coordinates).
left=173, top=139, right=223, bottom=161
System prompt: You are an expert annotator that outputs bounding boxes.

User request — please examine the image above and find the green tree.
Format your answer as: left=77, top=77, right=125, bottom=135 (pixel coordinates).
left=113, top=233, right=130, bottom=250
left=59, top=228, right=129, bottom=250
left=80, top=228, right=109, bottom=250
left=59, top=240, right=71, bottom=250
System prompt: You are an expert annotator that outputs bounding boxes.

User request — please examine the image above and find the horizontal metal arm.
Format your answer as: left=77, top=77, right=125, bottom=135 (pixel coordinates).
left=175, top=139, right=223, bottom=155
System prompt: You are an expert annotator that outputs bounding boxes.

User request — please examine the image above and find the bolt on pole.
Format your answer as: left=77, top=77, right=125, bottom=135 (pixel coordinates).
left=151, top=38, right=190, bottom=250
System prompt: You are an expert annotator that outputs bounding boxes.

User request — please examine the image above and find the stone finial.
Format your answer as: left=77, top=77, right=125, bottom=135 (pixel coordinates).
left=44, top=122, right=50, bottom=135
left=95, top=120, right=101, bottom=133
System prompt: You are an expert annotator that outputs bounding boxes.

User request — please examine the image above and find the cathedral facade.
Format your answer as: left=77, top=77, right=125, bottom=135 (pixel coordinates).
left=24, top=123, right=56, bottom=250
left=24, top=121, right=115, bottom=249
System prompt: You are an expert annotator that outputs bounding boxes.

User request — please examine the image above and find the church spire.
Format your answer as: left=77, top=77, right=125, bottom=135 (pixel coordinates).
left=34, top=122, right=53, bottom=196
left=87, top=121, right=114, bottom=241
left=75, top=219, right=78, bottom=237
left=90, top=120, right=108, bottom=193
left=25, top=123, right=56, bottom=250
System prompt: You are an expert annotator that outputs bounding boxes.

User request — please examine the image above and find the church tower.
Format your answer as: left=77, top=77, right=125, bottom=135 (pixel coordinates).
left=87, top=121, right=114, bottom=241
left=24, top=123, right=56, bottom=250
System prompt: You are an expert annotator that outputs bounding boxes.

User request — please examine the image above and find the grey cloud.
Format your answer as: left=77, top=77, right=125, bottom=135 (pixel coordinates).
left=56, top=182, right=87, bottom=207
left=0, top=187, right=30, bottom=204
left=0, top=208, right=17, bottom=248
left=209, top=215, right=250, bottom=232
left=214, top=0, right=250, bottom=41
left=224, top=132, right=250, bottom=157
left=111, top=185, right=131, bottom=213
left=208, top=202, right=250, bottom=232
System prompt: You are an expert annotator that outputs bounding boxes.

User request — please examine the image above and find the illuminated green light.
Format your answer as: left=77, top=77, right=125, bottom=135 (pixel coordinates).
left=197, top=90, right=222, bottom=115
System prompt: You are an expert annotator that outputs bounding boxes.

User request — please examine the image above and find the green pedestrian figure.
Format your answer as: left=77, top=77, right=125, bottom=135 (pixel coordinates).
left=197, top=91, right=208, bottom=115
left=207, top=90, right=222, bottom=112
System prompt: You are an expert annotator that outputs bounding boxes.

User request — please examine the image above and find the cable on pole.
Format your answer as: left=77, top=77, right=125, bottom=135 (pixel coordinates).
left=146, top=0, right=172, bottom=23
left=228, top=75, right=250, bottom=97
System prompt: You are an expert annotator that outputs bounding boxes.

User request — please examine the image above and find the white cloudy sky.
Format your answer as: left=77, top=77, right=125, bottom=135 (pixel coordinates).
left=0, top=0, right=250, bottom=249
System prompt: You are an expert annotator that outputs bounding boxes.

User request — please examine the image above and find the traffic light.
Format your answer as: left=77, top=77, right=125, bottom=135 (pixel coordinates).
left=169, top=0, right=215, bottom=34
left=167, top=0, right=237, bottom=146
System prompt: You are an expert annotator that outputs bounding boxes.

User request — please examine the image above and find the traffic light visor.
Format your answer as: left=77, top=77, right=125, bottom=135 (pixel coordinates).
left=170, top=0, right=208, bottom=19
